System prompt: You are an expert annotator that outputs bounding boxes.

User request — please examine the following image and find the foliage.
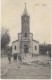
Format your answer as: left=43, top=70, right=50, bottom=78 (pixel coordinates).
left=39, top=44, right=51, bottom=57
left=1, top=27, right=10, bottom=50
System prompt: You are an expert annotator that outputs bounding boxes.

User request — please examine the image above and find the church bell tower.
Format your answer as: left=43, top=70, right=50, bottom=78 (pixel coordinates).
left=21, top=3, right=30, bottom=40
left=20, top=3, right=30, bottom=55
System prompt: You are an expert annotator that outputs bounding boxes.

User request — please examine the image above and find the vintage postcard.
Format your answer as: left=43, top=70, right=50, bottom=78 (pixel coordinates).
left=1, top=0, right=51, bottom=79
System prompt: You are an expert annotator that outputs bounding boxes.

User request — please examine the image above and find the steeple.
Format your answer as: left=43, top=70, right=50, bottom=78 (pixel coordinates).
left=23, top=3, right=28, bottom=16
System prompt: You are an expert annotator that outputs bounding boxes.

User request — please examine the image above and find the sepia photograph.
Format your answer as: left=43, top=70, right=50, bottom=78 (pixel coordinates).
left=1, top=0, right=51, bottom=79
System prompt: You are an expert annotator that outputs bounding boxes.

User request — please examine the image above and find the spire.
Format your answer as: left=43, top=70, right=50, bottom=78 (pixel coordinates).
left=23, top=3, right=28, bottom=15
left=25, top=3, right=26, bottom=9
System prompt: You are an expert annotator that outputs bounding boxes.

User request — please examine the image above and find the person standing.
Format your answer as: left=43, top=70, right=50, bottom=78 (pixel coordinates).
left=7, top=51, right=11, bottom=64
left=18, top=54, right=22, bottom=68
left=18, top=54, right=22, bottom=63
left=13, top=54, right=17, bottom=62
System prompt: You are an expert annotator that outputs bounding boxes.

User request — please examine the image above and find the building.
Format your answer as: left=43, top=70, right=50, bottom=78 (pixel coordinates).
left=12, top=4, right=39, bottom=58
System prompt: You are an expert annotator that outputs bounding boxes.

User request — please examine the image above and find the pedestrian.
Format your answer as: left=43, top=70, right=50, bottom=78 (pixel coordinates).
left=32, top=54, right=33, bottom=57
left=7, top=51, right=11, bottom=64
left=13, top=54, right=17, bottom=62
left=18, top=54, right=22, bottom=68
left=18, top=54, right=22, bottom=63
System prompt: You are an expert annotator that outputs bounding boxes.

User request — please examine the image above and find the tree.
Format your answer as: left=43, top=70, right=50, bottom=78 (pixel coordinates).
left=39, top=44, right=51, bottom=57
left=1, top=27, right=10, bottom=51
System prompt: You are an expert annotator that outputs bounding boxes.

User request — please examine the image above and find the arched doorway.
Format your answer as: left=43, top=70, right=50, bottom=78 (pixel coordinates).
left=24, top=45, right=28, bottom=53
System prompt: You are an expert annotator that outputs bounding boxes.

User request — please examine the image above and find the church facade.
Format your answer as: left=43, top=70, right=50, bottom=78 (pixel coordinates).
left=12, top=5, right=39, bottom=58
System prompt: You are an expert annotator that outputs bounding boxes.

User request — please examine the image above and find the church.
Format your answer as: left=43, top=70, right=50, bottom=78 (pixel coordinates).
left=12, top=4, right=39, bottom=58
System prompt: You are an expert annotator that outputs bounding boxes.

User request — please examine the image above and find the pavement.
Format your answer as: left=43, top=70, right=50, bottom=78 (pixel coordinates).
left=1, top=55, right=51, bottom=79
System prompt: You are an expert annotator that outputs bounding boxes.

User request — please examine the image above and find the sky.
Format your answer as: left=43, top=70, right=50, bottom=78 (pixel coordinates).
left=1, top=0, right=51, bottom=45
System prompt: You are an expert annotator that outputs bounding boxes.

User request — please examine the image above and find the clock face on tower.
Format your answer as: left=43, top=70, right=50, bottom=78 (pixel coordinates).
left=25, top=17, right=27, bottom=22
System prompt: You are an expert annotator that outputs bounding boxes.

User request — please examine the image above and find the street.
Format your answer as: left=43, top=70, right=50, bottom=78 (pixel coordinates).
left=1, top=55, right=51, bottom=79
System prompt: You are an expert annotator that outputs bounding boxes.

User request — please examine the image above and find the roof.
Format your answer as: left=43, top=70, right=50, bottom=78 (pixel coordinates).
left=33, top=39, right=39, bottom=43
left=12, top=40, right=19, bottom=43
left=12, top=39, right=39, bottom=43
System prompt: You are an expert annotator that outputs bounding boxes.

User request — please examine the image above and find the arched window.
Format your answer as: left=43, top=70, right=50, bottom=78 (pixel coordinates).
left=35, top=46, right=37, bottom=50
left=25, top=33, right=27, bottom=37
left=14, top=46, right=16, bottom=50
left=24, top=45, right=28, bottom=53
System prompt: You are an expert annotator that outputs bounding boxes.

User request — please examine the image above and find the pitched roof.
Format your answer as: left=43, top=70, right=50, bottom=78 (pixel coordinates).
left=12, top=40, right=18, bottom=43
left=33, top=39, right=39, bottom=43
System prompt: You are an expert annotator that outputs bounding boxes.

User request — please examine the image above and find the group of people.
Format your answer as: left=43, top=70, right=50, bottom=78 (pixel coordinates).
left=7, top=51, right=22, bottom=64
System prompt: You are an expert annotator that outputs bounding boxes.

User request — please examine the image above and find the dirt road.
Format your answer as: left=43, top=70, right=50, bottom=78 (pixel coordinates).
left=1, top=61, right=51, bottom=79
